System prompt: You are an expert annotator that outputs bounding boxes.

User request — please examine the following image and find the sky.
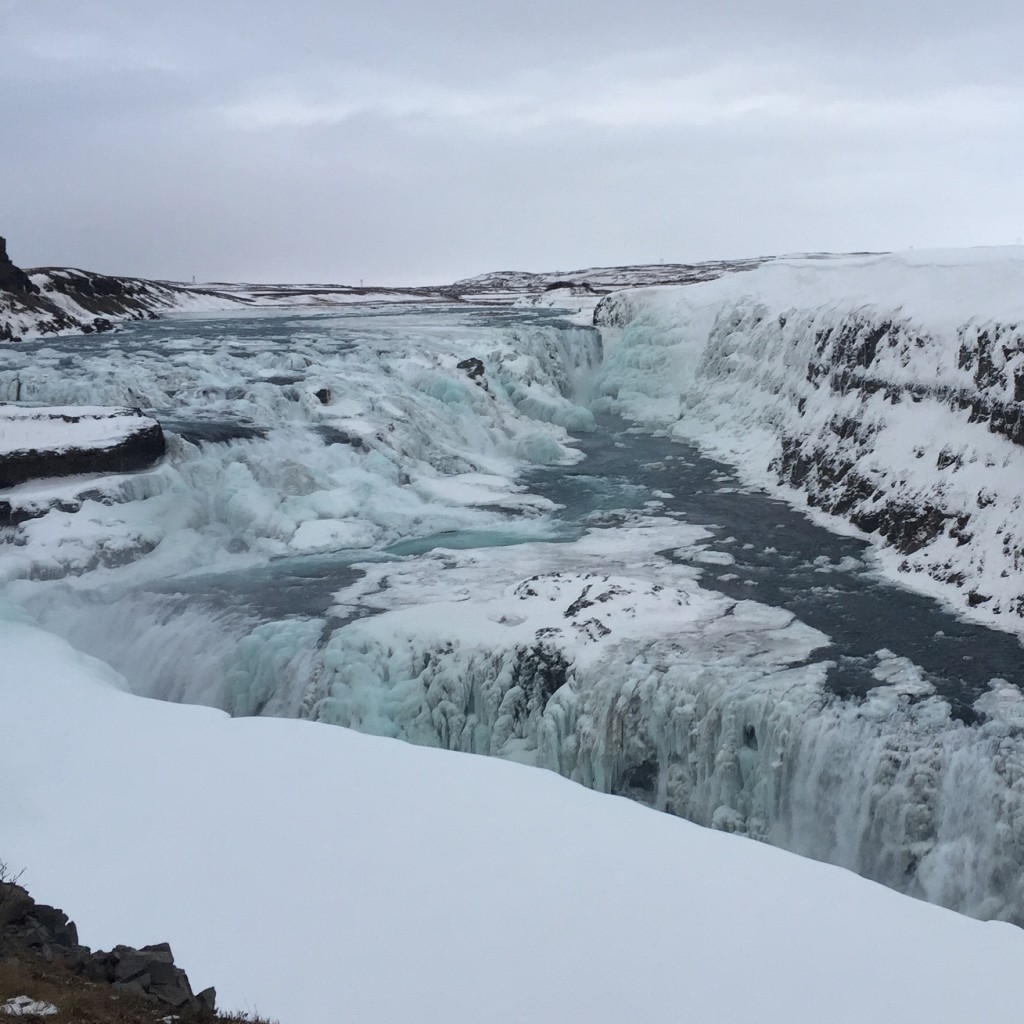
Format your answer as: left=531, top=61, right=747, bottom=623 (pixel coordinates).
left=2, top=1, right=1023, bottom=284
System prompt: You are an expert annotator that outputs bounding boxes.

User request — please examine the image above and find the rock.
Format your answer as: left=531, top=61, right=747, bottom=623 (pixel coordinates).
left=0, top=238, right=38, bottom=297
left=315, top=387, right=332, bottom=404
left=0, top=882, right=91, bottom=969
left=0, top=406, right=167, bottom=489
left=456, top=356, right=485, bottom=379
left=92, top=944, right=200, bottom=1010
left=0, top=884, right=33, bottom=931
left=0, top=882, right=215, bottom=1016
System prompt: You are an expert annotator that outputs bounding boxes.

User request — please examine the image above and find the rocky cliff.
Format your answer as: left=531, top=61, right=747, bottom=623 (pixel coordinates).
left=0, top=238, right=37, bottom=298
left=0, top=237, right=241, bottom=343
left=591, top=252, right=1024, bottom=631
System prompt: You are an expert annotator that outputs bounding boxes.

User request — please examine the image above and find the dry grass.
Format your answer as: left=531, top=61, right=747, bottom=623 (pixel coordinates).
left=0, top=956, right=276, bottom=1024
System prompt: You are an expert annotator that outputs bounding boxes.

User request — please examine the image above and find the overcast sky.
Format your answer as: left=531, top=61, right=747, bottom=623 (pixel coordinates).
left=3, top=1, right=1023, bottom=284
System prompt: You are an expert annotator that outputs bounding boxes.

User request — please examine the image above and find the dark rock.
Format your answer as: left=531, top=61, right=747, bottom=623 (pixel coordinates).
left=0, top=882, right=33, bottom=931
left=315, top=387, right=332, bottom=404
left=0, top=881, right=216, bottom=1016
left=511, top=642, right=570, bottom=715
left=624, top=757, right=660, bottom=793
left=0, top=237, right=38, bottom=296
left=161, top=417, right=266, bottom=445
left=316, top=424, right=367, bottom=449
left=456, top=357, right=485, bottom=380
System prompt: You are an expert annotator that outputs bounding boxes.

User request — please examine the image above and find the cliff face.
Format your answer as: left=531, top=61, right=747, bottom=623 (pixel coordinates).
left=716, top=308, right=1023, bottom=620
left=0, top=237, right=38, bottom=297
left=591, top=253, right=1024, bottom=630
left=0, top=238, right=238, bottom=343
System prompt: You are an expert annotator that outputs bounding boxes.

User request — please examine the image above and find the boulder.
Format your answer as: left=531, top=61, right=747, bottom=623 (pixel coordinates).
left=0, top=882, right=216, bottom=1016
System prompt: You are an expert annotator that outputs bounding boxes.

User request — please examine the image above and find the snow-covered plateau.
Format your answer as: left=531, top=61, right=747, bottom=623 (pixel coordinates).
left=2, top=248, right=1024, bottom=1021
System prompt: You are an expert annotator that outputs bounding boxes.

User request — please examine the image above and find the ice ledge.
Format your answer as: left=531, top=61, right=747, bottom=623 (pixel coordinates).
left=0, top=405, right=166, bottom=492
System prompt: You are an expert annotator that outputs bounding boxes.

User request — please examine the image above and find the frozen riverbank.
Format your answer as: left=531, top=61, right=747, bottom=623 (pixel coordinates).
left=592, top=247, right=1024, bottom=633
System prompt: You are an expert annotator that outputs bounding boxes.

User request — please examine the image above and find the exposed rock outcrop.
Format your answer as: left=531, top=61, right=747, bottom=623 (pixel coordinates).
left=0, top=880, right=216, bottom=1016
left=0, top=406, right=166, bottom=490
left=0, top=237, right=243, bottom=343
left=0, top=238, right=37, bottom=298
left=760, top=311, right=1024, bottom=618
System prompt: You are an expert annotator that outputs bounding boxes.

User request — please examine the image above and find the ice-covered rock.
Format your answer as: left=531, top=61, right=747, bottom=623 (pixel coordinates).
left=0, top=405, right=166, bottom=492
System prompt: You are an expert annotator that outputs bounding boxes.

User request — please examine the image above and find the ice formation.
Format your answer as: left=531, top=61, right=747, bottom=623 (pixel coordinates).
left=5, top=612, right=1024, bottom=1024
left=3, top=251, right=1024, bottom=930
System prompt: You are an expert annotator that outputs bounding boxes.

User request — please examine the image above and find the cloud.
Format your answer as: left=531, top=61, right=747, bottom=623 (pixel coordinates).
left=4, top=1, right=1024, bottom=281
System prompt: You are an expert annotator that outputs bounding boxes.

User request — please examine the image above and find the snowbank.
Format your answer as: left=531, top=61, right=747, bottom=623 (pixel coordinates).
left=2, top=613, right=1023, bottom=1024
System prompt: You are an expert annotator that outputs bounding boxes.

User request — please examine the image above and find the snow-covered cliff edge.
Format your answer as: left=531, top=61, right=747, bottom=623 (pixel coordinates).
left=592, top=248, right=1024, bottom=632
left=0, top=236, right=249, bottom=342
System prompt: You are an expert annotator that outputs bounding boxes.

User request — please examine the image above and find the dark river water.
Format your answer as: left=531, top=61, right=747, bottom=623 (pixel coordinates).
left=526, top=416, right=1023, bottom=722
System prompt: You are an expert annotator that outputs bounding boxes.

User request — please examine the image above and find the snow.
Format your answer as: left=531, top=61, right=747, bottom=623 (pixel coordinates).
left=600, top=247, right=1024, bottom=333
left=2, top=612, right=1024, bottom=1024
left=4, top=298, right=1024, bottom=922
left=4, top=271, right=1024, bottom=1006
left=0, top=308, right=600, bottom=582
left=0, top=997, right=58, bottom=1017
left=0, top=405, right=156, bottom=457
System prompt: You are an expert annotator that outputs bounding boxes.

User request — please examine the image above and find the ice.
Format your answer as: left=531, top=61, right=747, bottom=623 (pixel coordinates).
left=1, top=309, right=602, bottom=582
left=149, top=517, right=1017, bottom=922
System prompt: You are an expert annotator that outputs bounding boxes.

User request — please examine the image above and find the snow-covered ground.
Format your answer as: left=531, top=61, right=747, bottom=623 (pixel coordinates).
left=3, top=612, right=1023, bottom=1024
left=593, top=247, right=1024, bottom=632
left=1, top=265, right=451, bottom=345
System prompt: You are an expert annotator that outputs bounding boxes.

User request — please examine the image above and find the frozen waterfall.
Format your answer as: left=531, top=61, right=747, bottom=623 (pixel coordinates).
left=4, top=295, right=1024, bottom=926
